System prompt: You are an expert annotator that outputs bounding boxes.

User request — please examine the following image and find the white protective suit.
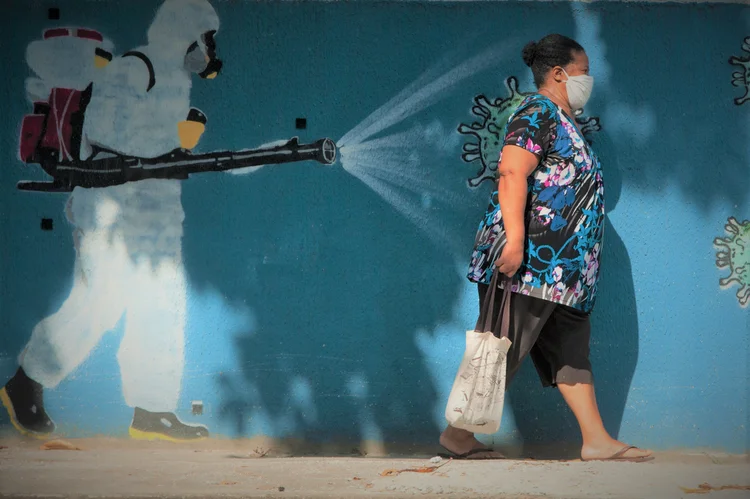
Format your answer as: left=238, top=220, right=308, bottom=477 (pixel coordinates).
left=20, top=0, right=220, bottom=413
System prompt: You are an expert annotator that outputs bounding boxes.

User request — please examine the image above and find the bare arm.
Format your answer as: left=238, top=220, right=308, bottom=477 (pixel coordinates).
left=495, top=145, right=540, bottom=276
left=497, top=145, right=540, bottom=246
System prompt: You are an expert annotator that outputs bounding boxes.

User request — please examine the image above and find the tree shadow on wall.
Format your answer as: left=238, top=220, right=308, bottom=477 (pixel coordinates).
left=181, top=0, right=629, bottom=457
left=594, top=2, right=749, bottom=209
left=505, top=128, right=639, bottom=460
left=183, top=160, right=473, bottom=455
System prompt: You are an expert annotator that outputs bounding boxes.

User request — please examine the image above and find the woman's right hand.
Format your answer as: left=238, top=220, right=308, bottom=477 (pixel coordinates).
left=495, top=241, right=525, bottom=277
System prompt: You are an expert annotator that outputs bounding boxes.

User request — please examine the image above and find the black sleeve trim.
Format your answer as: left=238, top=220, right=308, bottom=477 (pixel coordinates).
left=122, top=51, right=156, bottom=92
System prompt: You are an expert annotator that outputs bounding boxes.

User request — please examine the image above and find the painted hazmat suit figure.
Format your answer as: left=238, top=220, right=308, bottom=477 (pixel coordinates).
left=1, top=0, right=223, bottom=442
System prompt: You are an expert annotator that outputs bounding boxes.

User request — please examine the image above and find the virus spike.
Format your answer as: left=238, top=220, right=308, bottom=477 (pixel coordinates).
left=472, top=98, right=492, bottom=118
left=737, top=289, right=749, bottom=308
left=462, top=142, right=480, bottom=154
left=467, top=175, right=494, bottom=188
left=720, top=275, right=741, bottom=287
left=457, top=124, right=481, bottom=137
left=504, top=76, right=520, bottom=97
left=725, top=218, right=740, bottom=235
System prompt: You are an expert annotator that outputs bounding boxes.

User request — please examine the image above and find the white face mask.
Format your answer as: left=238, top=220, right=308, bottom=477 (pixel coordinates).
left=562, top=68, right=594, bottom=112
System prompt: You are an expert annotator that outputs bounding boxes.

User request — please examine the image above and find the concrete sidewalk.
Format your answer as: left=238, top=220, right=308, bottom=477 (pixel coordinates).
left=0, top=439, right=748, bottom=499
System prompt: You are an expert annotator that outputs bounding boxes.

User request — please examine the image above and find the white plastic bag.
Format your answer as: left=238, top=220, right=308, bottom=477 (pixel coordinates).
left=445, top=273, right=512, bottom=434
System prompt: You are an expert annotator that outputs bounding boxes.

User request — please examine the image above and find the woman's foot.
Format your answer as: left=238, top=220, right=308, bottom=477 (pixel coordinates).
left=439, top=425, right=504, bottom=459
left=581, top=438, right=653, bottom=462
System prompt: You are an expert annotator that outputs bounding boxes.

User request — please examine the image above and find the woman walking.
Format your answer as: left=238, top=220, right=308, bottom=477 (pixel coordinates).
left=440, top=34, right=653, bottom=462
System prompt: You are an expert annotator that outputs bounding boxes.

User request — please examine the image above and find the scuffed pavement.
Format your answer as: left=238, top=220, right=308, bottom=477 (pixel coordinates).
left=0, top=439, right=748, bottom=498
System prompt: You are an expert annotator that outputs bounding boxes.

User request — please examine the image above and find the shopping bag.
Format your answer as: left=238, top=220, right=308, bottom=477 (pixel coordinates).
left=444, top=271, right=512, bottom=434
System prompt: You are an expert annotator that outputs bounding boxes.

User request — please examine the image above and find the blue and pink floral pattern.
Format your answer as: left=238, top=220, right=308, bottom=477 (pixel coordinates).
left=467, top=95, right=605, bottom=313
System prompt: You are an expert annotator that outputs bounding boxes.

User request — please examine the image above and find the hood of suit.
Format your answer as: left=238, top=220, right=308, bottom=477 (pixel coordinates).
left=146, top=0, right=220, bottom=63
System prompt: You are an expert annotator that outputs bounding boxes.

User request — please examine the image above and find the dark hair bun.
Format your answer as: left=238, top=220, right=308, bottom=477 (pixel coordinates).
left=522, top=41, right=538, bottom=67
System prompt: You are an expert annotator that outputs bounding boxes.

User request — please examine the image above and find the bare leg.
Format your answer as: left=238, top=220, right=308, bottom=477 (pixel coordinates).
left=439, top=425, right=504, bottom=458
left=557, top=382, right=652, bottom=460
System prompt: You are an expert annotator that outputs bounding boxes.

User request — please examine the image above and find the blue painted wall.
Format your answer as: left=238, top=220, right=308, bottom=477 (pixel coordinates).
left=0, top=0, right=748, bottom=454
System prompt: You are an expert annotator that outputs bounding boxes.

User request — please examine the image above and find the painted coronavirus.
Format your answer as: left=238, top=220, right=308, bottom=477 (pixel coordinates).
left=458, top=76, right=601, bottom=187
left=729, top=36, right=750, bottom=106
left=714, top=217, right=750, bottom=308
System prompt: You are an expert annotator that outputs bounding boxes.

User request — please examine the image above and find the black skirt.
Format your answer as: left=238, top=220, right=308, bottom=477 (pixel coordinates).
left=477, top=283, right=594, bottom=388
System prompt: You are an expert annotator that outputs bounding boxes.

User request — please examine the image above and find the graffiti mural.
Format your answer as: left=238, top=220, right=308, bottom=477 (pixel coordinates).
left=2, top=0, right=336, bottom=442
left=714, top=217, right=750, bottom=309
left=18, top=19, right=335, bottom=191
left=458, top=76, right=600, bottom=188
left=729, top=37, right=750, bottom=106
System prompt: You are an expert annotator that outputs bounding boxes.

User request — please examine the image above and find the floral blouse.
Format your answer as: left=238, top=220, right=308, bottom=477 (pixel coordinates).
left=467, top=95, right=605, bottom=313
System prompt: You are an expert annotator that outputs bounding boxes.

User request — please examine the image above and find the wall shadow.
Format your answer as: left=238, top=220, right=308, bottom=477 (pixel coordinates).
left=594, top=2, right=749, bottom=209
left=183, top=165, right=465, bottom=453
left=181, top=0, right=555, bottom=455
left=500, top=1, right=750, bottom=457
left=6, top=0, right=744, bottom=454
